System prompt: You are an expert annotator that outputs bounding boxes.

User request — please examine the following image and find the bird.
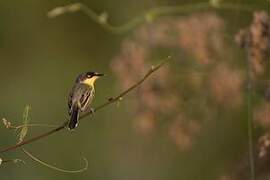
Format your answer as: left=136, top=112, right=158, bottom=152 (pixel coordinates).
left=68, top=71, right=104, bottom=130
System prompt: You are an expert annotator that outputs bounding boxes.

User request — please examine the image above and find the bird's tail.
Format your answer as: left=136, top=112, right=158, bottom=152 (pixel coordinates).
left=68, top=104, right=79, bottom=130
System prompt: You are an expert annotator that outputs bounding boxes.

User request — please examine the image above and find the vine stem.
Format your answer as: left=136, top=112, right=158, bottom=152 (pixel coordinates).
left=22, top=148, right=88, bottom=173
left=0, top=56, right=170, bottom=153
left=47, top=1, right=256, bottom=34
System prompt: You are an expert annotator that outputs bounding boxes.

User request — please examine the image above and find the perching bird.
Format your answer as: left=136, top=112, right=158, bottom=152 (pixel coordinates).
left=68, top=71, right=104, bottom=130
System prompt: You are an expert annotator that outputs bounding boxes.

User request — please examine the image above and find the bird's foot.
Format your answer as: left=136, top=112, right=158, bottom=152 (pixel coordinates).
left=90, top=108, right=95, bottom=115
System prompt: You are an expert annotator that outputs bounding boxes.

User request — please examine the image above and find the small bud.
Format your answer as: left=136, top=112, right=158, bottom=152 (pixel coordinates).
left=145, top=14, right=154, bottom=23
left=13, top=159, right=25, bottom=164
left=99, top=12, right=108, bottom=25
left=2, top=118, right=11, bottom=129
left=116, top=97, right=123, bottom=107
left=210, top=0, right=221, bottom=8
left=47, top=7, right=66, bottom=18
left=68, top=3, right=81, bottom=12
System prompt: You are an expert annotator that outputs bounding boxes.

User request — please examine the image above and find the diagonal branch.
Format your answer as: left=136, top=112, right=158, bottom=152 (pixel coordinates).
left=0, top=56, right=170, bottom=153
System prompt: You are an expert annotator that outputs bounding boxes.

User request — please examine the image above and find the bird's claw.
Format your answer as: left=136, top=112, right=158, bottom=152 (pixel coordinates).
left=90, top=108, right=95, bottom=115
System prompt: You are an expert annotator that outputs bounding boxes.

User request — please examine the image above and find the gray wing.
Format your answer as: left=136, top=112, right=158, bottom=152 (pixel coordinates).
left=68, top=84, right=94, bottom=114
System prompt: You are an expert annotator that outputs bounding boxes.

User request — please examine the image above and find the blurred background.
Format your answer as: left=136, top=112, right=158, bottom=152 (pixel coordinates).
left=0, top=0, right=270, bottom=180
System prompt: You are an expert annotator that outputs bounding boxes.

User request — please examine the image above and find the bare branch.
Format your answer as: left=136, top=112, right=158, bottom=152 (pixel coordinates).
left=0, top=56, right=170, bottom=153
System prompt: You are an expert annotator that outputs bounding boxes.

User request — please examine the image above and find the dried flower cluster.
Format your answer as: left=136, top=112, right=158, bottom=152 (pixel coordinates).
left=111, top=13, right=243, bottom=150
left=235, top=11, right=270, bottom=76
left=111, top=40, right=148, bottom=90
left=176, top=13, right=225, bottom=65
left=258, top=133, right=270, bottom=158
left=255, top=102, right=270, bottom=129
left=233, top=11, right=270, bottom=179
left=236, top=11, right=270, bottom=164
left=134, top=13, right=226, bottom=65
left=111, top=40, right=178, bottom=135
left=255, top=102, right=270, bottom=161
left=168, top=115, right=200, bottom=151
left=209, top=64, right=244, bottom=107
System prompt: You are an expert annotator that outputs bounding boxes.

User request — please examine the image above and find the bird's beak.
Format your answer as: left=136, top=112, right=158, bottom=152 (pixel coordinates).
left=95, top=73, right=105, bottom=77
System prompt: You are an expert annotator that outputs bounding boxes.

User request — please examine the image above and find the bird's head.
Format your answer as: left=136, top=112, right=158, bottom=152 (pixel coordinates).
left=75, top=71, right=104, bottom=86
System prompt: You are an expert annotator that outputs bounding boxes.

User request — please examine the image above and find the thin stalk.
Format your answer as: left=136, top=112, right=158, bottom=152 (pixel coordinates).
left=247, top=57, right=255, bottom=180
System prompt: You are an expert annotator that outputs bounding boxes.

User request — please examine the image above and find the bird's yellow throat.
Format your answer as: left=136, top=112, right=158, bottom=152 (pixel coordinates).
left=82, top=76, right=99, bottom=87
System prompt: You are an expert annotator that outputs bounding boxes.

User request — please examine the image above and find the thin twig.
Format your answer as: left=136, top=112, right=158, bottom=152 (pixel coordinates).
left=15, top=124, right=58, bottom=129
left=0, top=56, right=170, bottom=153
